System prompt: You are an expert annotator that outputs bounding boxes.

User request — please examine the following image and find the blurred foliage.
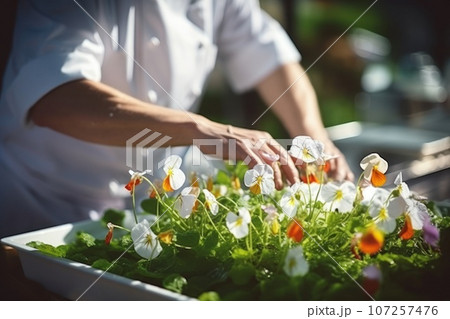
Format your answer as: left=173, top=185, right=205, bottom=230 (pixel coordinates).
left=199, top=0, right=386, bottom=135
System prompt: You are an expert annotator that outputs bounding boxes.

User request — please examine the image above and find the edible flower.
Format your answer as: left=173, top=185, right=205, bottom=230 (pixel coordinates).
left=320, top=181, right=356, bottom=213
left=283, top=246, right=309, bottom=277
left=358, top=226, right=384, bottom=255
left=162, top=155, right=186, bottom=192
left=360, top=153, right=388, bottom=187
left=286, top=219, right=304, bottom=243
left=226, top=208, right=251, bottom=239
left=289, top=136, right=324, bottom=165
left=131, top=219, right=162, bottom=260
left=125, top=169, right=151, bottom=193
left=203, top=189, right=219, bottom=215
left=244, top=164, right=275, bottom=195
left=175, top=187, right=200, bottom=218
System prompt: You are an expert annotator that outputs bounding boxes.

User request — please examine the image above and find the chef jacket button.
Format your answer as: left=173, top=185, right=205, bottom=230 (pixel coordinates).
left=148, top=90, right=158, bottom=103
left=150, top=36, right=160, bottom=47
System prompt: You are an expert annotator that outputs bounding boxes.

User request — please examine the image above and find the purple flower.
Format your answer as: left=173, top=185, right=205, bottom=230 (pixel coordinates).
left=422, top=216, right=439, bottom=248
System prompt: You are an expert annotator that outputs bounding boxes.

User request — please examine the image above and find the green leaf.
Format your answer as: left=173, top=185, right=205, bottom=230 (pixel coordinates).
left=202, top=231, right=219, bottom=252
left=91, top=258, right=111, bottom=271
left=231, top=248, right=251, bottom=260
left=26, top=241, right=67, bottom=258
left=198, top=291, right=220, bottom=301
left=101, top=209, right=125, bottom=226
left=141, top=198, right=159, bottom=214
left=216, top=170, right=231, bottom=185
left=176, top=230, right=200, bottom=248
left=163, top=274, right=187, bottom=293
left=228, top=262, right=255, bottom=286
left=76, top=232, right=96, bottom=247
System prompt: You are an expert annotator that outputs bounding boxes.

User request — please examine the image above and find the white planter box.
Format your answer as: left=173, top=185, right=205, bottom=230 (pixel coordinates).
left=1, top=220, right=192, bottom=301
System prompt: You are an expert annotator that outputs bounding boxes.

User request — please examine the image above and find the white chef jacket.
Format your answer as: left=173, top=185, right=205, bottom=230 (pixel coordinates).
left=0, top=0, right=300, bottom=236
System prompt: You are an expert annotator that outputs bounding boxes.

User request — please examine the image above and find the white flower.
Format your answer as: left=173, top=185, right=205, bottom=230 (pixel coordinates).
left=162, top=155, right=186, bottom=192
left=406, top=198, right=429, bottom=230
left=244, top=164, right=275, bottom=195
left=320, top=181, right=356, bottom=213
left=360, top=153, right=388, bottom=187
left=289, top=136, right=324, bottom=164
left=361, top=186, right=390, bottom=206
left=203, top=189, right=219, bottom=215
left=262, top=204, right=283, bottom=222
left=369, top=197, right=402, bottom=234
left=131, top=219, right=162, bottom=260
left=283, top=246, right=309, bottom=277
left=226, top=208, right=251, bottom=239
left=175, top=187, right=200, bottom=218
left=125, top=169, right=151, bottom=193
left=394, top=172, right=411, bottom=199
left=279, top=182, right=303, bottom=218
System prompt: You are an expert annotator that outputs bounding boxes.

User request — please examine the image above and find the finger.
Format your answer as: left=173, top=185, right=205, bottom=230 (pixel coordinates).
left=258, top=147, right=283, bottom=190
left=266, top=141, right=300, bottom=185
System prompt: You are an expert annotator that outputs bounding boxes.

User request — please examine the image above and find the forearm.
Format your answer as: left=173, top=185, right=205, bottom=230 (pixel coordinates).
left=29, top=79, right=206, bottom=147
left=256, top=62, right=329, bottom=141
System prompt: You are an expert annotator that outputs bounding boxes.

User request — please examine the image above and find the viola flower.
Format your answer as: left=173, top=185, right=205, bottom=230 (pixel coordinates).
left=287, top=219, right=304, bottom=243
left=175, top=187, right=200, bottom=218
left=279, top=182, right=303, bottom=218
left=231, top=175, right=241, bottom=191
left=125, top=169, right=151, bottom=193
left=360, top=153, right=388, bottom=187
left=362, top=265, right=382, bottom=297
left=189, top=172, right=200, bottom=188
left=423, top=215, right=439, bottom=248
left=369, top=197, right=402, bottom=234
left=283, top=246, right=309, bottom=277
left=226, top=208, right=251, bottom=239
left=212, top=184, right=227, bottom=198
left=358, top=226, right=384, bottom=255
left=320, top=181, right=356, bottom=213
left=394, top=172, right=411, bottom=199
left=289, top=136, right=324, bottom=165
left=399, top=214, right=414, bottom=240
left=203, top=189, right=219, bottom=215
left=244, top=164, right=275, bottom=195
left=131, top=219, right=162, bottom=260
left=162, top=155, right=186, bottom=192
left=148, top=179, right=163, bottom=198
left=105, top=222, right=114, bottom=245
left=262, top=204, right=282, bottom=235
left=406, top=199, right=429, bottom=230
left=158, top=230, right=174, bottom=245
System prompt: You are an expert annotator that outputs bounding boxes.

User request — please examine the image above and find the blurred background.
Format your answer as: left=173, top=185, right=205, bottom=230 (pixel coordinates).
left=200, top=0, right=450, bottom=203
left=1, top=0, right=448, bottom=202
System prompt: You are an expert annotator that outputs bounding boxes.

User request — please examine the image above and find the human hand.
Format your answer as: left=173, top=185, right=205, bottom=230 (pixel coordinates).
left=194, top=118, right=300, bottom=190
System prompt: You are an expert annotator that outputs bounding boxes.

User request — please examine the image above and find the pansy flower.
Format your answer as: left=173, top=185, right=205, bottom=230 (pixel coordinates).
left=287, top=219, right=304, bottom=243
left=131, top=219, right=162, bottom=260
left=162, top=155, right=186, bottom=192
left=369, top=197, right=402, bottom=234
left=279, top=182, right=304, bottom=218
left=358, top=226, right=384, bottom=255
left=320, top=181, right=356, bottom=213
left=394, top=172, right=410, bottom=199
left=283, top=246, right=309, bottom=277
left=175, top=187, right=200, bottom=218
left=289, top=136, right=324, bottom=165
left=244, top=164, right=275, bottom=195
left=360, top=153, right=388, bottom=187
left=423, top=215, right=439, bottom=248
left=125, top=169, right=151, bottom=193
left=105, top=222, right=115, bottom=245
left=262, top=204, right=282, bottom=235
left=399, top=214, right=414, bottom=240
left=203, top=189, right=219, bottom=215
left=226, top=208, right=251, bottom=239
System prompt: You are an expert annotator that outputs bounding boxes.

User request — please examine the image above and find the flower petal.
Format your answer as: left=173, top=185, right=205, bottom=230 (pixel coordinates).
left=399, top=215, right=414, bottom=240
left=163, top=155, right=182, bottom=173
left=169, top=168, right=186, bottom=191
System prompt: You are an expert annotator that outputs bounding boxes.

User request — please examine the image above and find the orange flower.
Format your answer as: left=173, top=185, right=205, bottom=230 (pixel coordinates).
left=105, top=222, right=114, bottom=245
left=287, top=219, right=304, bottom=243
left=125, top=169, right=151, bottom=194
left=231, top=175, right=241, bottom=190
left=300, top=173, right=320, bottom=184
left=360, top=153, right=388, bottom=187
left=158, top=230, right=174, bottom=245
left=358, top=227, right=384, bottom=255
left=399, top=215, right=414, bottom=240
